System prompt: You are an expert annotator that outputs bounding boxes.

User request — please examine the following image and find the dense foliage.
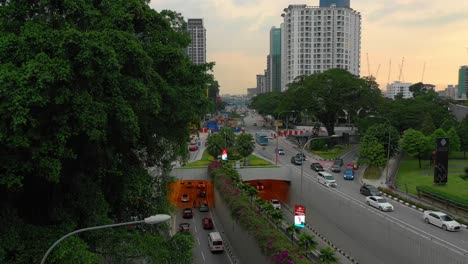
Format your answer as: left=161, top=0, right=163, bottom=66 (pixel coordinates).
left=0, top=0, right=212, bottom=262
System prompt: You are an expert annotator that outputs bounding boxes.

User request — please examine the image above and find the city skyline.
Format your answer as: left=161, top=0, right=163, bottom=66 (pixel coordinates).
left=150, top=0, right=468, bottom=95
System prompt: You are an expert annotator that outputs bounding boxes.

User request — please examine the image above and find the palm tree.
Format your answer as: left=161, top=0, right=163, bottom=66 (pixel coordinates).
left=285, top=224, right=300, bottom=243
left=236, top=133, right=255, bottom=165
left=319, top=247, right=338, bottom=264
left=206, top=133, right=224, bottom=158
left=297, top=232, right=318, bottom=254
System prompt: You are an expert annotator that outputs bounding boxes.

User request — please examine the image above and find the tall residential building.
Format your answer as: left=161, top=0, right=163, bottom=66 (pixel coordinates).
left=280, top=3, right=361, bottom=91
left=186, top=19, right=206, bottom=64
left=269, top=27, right=282, bottom=92
left=256, top=74, right=266, bottom=95
left=386, top=81, right=413, bottom=99
left=266, top=55, right=271, bottom=93
left=458, top=66, right=468, bottom=99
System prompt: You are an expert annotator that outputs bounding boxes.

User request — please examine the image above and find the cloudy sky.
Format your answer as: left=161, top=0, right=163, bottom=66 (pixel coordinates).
left=149, top=0, right=468, bottom=95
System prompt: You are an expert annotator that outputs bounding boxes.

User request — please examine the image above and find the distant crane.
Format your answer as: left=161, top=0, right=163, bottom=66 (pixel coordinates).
left=387, top=59, right=392, bottom=85
left=398, top=57, right=405, bottom=82
left=366, top=52, right=371, bottom=76
left=375, top=64, right=381, bottom=80
left=421, top=62, right=426, bottom=83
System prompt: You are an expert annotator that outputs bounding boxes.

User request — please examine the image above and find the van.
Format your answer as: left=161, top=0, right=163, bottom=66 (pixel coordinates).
left=208, top=232, right=224, bottom=252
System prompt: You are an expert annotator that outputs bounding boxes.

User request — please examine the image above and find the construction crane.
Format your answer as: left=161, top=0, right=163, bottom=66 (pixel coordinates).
left=366, top=52, right=371, bottom=77
left=421, top=62, right=426, bottom=83
left=398, top=57, right=405, bottom=82
left=375, top=64, right=381, bottom=80
left=387, top=59, right=392, bottom=85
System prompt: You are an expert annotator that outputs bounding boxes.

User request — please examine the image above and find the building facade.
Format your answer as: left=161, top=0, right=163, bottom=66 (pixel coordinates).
left=256, top=74, right=266, bottom=95
left=265, top=55, right=271, bottom=93
left=280, top=3, right=361, bottom=91
left=320, top=0, right=350, bottom=8
left=186, top=19, right=206, bottom=64
left=269, top=27, right=282, bottom=92
left=458, top=66, right=468, bottom=99
left=386, top=81, right=413, bottom=99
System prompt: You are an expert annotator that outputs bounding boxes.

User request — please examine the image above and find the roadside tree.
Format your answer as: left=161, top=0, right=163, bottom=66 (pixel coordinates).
left=400, top=129, right=429, bottom=168
left=446, top=127, right=461, bottom=153
left=236, top=133, right=255, bottom=165
left=319, top=247, right=338, bottom=264
left=457, top=116, right=468, bottom=158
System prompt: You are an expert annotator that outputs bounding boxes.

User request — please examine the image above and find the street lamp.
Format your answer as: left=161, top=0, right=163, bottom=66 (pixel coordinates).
left=40, top=214, right=171, bottom=264
left=300, top=135, right=339, bottom=201
left=369, top=115, right=392, bottom=185
left=275, top=110, right=295, bottom=165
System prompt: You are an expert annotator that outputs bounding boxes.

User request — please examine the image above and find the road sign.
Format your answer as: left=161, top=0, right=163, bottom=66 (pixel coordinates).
left=221, top=149, right=228, bottom=161
left=275, top=121, right=283, bottom=127
left=294, top=205, right=305, bottom=228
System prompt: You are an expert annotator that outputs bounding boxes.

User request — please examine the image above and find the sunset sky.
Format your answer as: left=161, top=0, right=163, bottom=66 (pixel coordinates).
left=150, top=0, right=468, bottom=95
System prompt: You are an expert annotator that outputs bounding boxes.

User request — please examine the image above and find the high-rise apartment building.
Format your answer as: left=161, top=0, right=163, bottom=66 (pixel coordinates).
left=458, top=66, right=468, bottom=99
left=266, top=56, right=271, bottom=93
left=320, top=0, right=350, bottom=8
left=269, top=27, right=282, bottom=92
left=386, top=81, right=413, bottom=99
left=186, top=19, right=206, bottom=64
left=256, top=74, right=266, bottom=95
left=280, top=3, right=361, bottom=90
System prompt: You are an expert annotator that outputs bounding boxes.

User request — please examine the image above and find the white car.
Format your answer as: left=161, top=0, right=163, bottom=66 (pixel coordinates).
left=317, top=172, right=337, bottom=187
left=365, top=196, right=394, bottom=211
left=423, top=211, right=461, bottom=231
left=271, top=199, right=281, bottom=210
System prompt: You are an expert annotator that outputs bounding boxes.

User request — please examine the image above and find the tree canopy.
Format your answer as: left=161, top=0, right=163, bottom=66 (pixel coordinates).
left=0, top=1, right=212, bottom=262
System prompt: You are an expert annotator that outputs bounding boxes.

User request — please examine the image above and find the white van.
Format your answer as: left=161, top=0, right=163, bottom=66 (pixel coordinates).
left=208, top=232, right=224, bottom=252
left=317, top=172, right=337, bottom=187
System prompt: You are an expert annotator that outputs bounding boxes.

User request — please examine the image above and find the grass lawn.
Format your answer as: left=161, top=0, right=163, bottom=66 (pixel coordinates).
left=395, top=158, right=468, bottom=200
left=363, top=166, right=381, bottom=179
left=312, top=145, right=352, bottom=160
left=184, top=150, right=272, bottom=167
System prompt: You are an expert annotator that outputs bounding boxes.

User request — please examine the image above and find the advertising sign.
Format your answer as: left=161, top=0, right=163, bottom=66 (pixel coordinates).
left=294, top=205, right=306, bottom=228
left=221, top=149, right=228, bottom=161
left=434, top=138, right=449, bottom=184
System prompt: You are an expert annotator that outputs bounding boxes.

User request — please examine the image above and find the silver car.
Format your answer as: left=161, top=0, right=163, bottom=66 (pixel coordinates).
left=366, top=196, right=394, bottom=212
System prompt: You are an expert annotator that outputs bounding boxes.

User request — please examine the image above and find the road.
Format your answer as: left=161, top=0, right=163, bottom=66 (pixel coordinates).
left=244, top=111, right=468, bottom=264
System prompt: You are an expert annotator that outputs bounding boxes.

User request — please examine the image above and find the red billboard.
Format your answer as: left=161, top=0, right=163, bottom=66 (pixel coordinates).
left=294, top=205, right=305, bottom=228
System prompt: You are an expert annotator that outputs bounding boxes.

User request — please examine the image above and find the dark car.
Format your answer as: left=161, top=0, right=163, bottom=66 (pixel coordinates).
left=179, top=223, right=190, bottom=232
left=197, top=181, right=206, bottom=189
left=186, top=181, right=193, bottom=188
left=291, top=156, right=302, bottom=165
left=334, top=158, right=343, bottom=166
left=310, top=162, right=324, bottom=172
left=202, top=217, right=214, bottom=229
left=198, top=189, right=206, bottom=198
left=360, top=184, right=382, bottom=196
left=331, top=164, right=341, bottom=173
left=296, top=153, right=306, bottom=161
left=183, top=208, right=193, bottom=219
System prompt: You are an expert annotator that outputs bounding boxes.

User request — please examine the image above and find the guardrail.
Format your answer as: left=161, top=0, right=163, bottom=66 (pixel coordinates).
left=416, top=186, right=468, bottom=211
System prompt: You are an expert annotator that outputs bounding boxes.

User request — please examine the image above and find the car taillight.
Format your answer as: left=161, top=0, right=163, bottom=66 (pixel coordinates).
left=221, top=245, right=224, bottom=249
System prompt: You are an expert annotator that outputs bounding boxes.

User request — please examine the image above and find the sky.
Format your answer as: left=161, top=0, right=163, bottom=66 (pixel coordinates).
left=149, top=0, right=468, bottom=95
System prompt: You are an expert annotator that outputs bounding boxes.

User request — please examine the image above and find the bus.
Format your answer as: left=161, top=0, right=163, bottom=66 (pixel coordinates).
left=255, top=131, right=269, bottom=146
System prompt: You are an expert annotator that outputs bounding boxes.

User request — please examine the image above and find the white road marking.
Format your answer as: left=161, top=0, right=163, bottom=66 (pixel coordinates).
left=201, top=251, right=205, bottom=263
left=197, top=237, right=200, bottom=245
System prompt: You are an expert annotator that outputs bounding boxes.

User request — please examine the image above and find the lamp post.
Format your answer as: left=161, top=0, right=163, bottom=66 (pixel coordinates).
left=300, top=135, right=339, bottom=201
left=41, top=214, right=171, bottom=264
left=369, top=115, right=392, bottom=185
left=275, top=111, right=295, bottom=165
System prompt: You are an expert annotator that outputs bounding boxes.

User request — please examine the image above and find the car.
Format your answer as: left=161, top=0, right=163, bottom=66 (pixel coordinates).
left=186, top=181, right=193, bottom=188
left=317, top=172, right=337, bottom=187
left=179, top=223, right=191, bottom=232
left=296, top=153, right=306, bottom=161
left=291, top=156, right=302, bottom=165
left=334, top=158, right=343, bottom=166
left=199, top=202, right=209, bottom=212
left=310, top=162, right=324, bottom=172
left=197, top=181, right=206, bottom=189
left=423, top=211, right=461, bottom=231
left=256, top=182, right=265, bottom=190
left=275, top=148, right=285, bottom=155
left=182, top=208, right=193, bottom=219
left=343, top=168, right=354, bottom=180
left=198, top=189, right=207, bottom=198
left=271, top=199, right=281, bottom=210
left=180, top=194, right=189, bottom=202
left=331, top=164, right=341, bottom=173
left=202, top=217, right=214, bottom=229
left=360, top=184, right=381, bottom=196
left=189, top=145, right=199, bottom=151
left=366, top=196, right=394, bottom=211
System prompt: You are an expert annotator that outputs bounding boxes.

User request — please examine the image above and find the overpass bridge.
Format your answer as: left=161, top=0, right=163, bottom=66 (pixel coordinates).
left=169, top=166, right=293, bottom=182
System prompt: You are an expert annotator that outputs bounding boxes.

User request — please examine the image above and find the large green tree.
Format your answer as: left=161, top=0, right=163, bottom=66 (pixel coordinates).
left=400, top=129, right=429, bottom=168
left=0, top=1, right=210, bottom=262
left=359, top=134, right=387, bottom=167
left=457, top=116, right=468, bottom=158
left=235, top=133, right=255, bottom=165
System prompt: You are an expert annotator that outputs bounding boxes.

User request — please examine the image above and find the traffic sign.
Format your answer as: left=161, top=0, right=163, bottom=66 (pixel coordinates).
left=221, top=149, right=228, bottom=161
left=294, top=205, right=305, bottom=228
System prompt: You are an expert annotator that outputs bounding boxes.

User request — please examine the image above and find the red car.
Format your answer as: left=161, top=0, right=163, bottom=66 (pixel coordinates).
left=180, top=194, right=189, bottom=202
left=198, top=189, right=206, bottom=198
left=183, top=208, right=193, bottom=219
left=189, top=145, right=198, bottom=151
left=179, top=223, right=190, bottom=232
left=197, top=181, right=206, bottom=189
left=256, top=182, right=264, bottom=190
left=202, top=217, right=214, bottom=229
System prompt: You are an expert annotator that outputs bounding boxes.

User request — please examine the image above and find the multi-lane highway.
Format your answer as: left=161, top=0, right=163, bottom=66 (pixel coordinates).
left=244, top=111, right=468, bottom=264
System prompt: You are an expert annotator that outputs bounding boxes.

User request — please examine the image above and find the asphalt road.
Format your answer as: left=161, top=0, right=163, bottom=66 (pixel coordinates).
left=244, top=112, right=468, bottom=264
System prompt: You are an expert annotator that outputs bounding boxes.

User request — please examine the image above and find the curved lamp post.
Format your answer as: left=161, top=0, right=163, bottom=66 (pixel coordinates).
left=369, top=115, right=392, bottom=184
left=300, top=135, right=339, bottom=201
left=41, top=214, right=171, bottom=264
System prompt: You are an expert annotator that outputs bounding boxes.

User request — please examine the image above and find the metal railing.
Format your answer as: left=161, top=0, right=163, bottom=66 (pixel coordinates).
left=416, top=186, right=468, bottom=211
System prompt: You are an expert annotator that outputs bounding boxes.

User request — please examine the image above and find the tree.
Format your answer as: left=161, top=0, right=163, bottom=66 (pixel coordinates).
left=0, top=1, right=210, bottom=262
left=249, top=92, right=284, bottom=116
left=206, top=134, right=225, bottom=158
left=446, top=127, right=461, bottom=153
left=400, top=129, right=429, bottom=168
left=285, top=224, right=300, bottom=242
left=235, top=133, right=255, bottom=165
left=361, top=123, right=399, bottom=158
left=428, top=128, right=447, bottom=149
left=297, top=233, right=318, bottom=254
left=420, top=113, right=436, bottom=135
left=457, top=115, right=468, bottom=158
left=359, top=135, right=387, bottom=167
left=319, top=247, right=338, bottom=264
left=408, top=82, right=428, bottom=97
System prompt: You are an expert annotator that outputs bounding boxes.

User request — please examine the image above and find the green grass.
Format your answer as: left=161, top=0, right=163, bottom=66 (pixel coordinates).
left=363, top=166, right=381, bottom=179
left=395, top=158, right=468, bottom=200
left=312, top=145, right=352, bottom=160
left=184, top=150, right=272, bottom=167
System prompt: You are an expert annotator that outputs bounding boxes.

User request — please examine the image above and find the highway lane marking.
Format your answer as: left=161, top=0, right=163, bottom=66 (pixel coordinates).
left=197, top=237, right=200, bottom=245
left=208, top=211, right=235, bottom=264
left=201, top=251, right=205, bottom=263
